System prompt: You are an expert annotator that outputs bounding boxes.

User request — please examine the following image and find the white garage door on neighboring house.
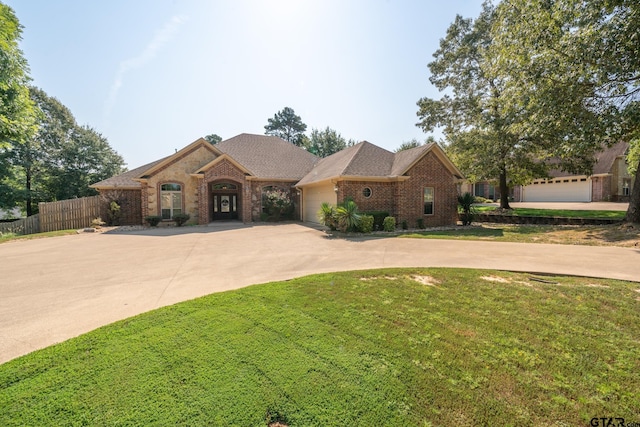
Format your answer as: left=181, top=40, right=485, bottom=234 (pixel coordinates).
left=521, top=177, right=591, bottom=202
left=302, top=183, right=337, bottom=223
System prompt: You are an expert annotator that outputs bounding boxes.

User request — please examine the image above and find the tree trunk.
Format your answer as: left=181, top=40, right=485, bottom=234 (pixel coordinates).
left=625, top=158, right=640, bottom=224
left=25, top=168, right=32, bottom=217
left=499, top=169, right=511, bottom=209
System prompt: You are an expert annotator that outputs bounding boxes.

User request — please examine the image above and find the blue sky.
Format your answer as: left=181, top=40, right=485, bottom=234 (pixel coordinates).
left=6, top=0, right=483, bottom=169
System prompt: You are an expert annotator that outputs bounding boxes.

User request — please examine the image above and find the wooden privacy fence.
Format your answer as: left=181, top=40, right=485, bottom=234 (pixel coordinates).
left=0, top=214, right=40, bottom=235
left=39, top=195, right=103, bottom=232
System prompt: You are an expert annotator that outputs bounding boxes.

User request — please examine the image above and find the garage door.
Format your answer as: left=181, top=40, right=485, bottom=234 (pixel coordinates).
left=302, top=184, right=337, bottom=223
left=522, top=178, right=591, bottom=202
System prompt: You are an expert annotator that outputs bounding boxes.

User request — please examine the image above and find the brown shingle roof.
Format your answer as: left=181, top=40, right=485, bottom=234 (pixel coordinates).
left=297, top=141, right=463, bottom=186
left=593, top=141, right=629, bottom=175
left=216, top=133, right=318, bottom=180
left=296, top=141, right=395, bottom=186
left=90, top=156, right=170, bottom=189
left=547, top=141, right=630, bottom=177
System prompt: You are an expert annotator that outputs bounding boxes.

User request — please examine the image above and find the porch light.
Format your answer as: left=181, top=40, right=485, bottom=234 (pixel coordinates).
left=334, top=185, right=339, bottom=193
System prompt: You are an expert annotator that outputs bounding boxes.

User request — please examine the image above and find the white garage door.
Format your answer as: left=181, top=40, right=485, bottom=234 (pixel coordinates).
left=522, top=178, right=591, bottom=202
left=302, top=184, right=337, bottom=223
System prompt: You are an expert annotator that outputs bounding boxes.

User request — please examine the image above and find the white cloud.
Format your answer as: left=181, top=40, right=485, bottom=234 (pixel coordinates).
left=103, top=15, right=187, bottom=126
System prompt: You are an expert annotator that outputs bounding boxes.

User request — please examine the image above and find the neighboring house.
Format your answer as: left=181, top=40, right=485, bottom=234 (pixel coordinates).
left=461, top=141, right=634, bottom=203
left=91, top=133, right=463, bottom=227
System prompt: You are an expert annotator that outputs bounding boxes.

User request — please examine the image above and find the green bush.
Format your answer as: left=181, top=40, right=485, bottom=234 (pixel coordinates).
left=318, top=202, right=337, bottom=230
left=335, top=200, right=361, bottom=233
left=362, top=211, right=389, bottom=231
left=172, top=213, right=190, bottom=227
left=458, top=192, right=477, bottom=226
left=144, top=215, right=161, bottom=227
left=401, top=220, right=408, bottom=230
left=262, top=189, right=292, bottom=221
left=383, top=216, right=396, bottom=232
left=107, top=201, right=121, bottom=226
left=416, top=218, right=425, bottom=229
left=359, top=215, right=374, bottom=233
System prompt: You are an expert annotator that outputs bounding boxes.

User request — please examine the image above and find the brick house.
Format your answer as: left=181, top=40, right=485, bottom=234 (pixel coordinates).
left=461, top=141, right=634, bottom=203
left=91, top=133, right=463, bottom=227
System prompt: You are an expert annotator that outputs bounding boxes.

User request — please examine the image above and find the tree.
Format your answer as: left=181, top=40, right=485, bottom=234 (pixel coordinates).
left=7, top=87, right=125, bottom=214
left=264, top=107, right=307, bottom=146
left=305, top=127, right=346, bottom=157
left=0, top=3, right=37, bottom=209
left=0, top=3, right=36, bottom=148
left=416, top=3, right=551, bottom=209
left=395, top=139, right=422, bottom=152
left=204, top=133, right=222, bottom=144
left=492, top=0, right=640, bottom=222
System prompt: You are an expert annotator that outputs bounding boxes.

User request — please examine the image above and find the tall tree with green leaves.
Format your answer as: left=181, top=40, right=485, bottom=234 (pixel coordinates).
left=0, top=3, right=37, bottom=208
left=8, top=87, right=125, bottom=214
left=416, top=3, right=552, bottom=209
left=492, top=0, right=640, bottom=222
left=264, top=107, right=307, bottom=146
left=305, top=127, right=346, bottom=158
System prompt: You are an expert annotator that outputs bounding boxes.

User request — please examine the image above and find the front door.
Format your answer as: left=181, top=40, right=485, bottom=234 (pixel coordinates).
left=212, top=193, right=238, bottom=220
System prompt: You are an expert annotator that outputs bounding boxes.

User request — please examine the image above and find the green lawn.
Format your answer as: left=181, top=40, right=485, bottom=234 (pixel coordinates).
left=1, top=268, right=638, bottom=426
left=475, top=206, right=626, bottom=219
left=0, top=229, right=78, bottom=243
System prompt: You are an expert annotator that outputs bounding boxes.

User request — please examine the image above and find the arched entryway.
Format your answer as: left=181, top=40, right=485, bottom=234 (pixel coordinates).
left=210, top=182, right=240, bottom=220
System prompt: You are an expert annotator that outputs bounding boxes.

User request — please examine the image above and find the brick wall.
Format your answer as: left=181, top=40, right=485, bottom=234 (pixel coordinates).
left=591, top=176, right=612, bottom=202
left=339, top=181, right=396, bottom=214
left=202, top=159, right=250, bottom=223
left=99, top=189, right=143, bottom=225
left=396, top=151, right=459, bottom=227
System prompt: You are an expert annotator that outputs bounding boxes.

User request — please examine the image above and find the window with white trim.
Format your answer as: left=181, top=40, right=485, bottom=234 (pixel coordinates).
left=622, top=179, right=630, bottom=196
left=423, top=187, right=434, bottom=215
left=161, top=183, right=182, bottom=219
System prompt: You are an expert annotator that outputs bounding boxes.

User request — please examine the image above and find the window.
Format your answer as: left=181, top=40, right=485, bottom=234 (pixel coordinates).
left=161, top=183, right=182, bottom=219
left=362, top=187, right=372, bottom=198
left=423, top=187, right=434, bottom=215
left=212, top=182, right=237, bottom=190
left=623, top=179, right=630, bottom=196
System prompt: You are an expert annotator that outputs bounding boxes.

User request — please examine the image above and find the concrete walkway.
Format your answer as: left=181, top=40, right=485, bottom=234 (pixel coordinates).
left=1, top=223, right=638, bottom=364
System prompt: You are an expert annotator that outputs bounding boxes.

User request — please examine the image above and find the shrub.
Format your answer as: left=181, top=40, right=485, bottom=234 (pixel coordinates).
left=335, top=200, right=361, bottom=233
left=318, top=202, right=337, bottom=230
left=259, top=212, right=269, bottom=222
left=262, top=189, right=292, bottom=221
left=416, top=218, right=425, bottom=229
left=172, top=213, right=190, bottom=226
left=359, top=215, right=374, bottom=233
left=362, top=211, right=389, bottom=231
left=458, top=192, right=477, bottom=226
left=383, top=216, right=396, bottom=232
left=144, top=215, right=161, bottom=227
left=91, top=217, right=106, bottom=228
left=107, top=201, right=121, bottom=226
left=401, top=220, right=408, bottom=230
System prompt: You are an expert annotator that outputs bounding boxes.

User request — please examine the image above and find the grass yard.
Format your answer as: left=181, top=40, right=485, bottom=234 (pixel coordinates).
left=401, top=223, right=640, bottom=246
left=1, top=268, right=638, bottom=426
left=475, top=206, right=626, bottom=219
left=0, top=229, right=78, bottom=243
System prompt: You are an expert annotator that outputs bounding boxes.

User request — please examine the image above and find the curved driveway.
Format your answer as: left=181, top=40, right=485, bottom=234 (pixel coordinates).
left=1, top=223, right=639, bottom=364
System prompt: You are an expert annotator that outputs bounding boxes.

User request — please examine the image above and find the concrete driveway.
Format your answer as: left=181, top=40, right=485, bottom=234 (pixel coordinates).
left=1, top=223, right=639, bottom=364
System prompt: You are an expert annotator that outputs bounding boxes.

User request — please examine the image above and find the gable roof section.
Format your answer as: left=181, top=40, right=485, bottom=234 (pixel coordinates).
left=392, top=143, right=464, bottom=178
left=90, top=156, right=170, bottom=189
left=297, top=141, right=463, bottom=186
left=213, top=133, right=318, bottom=180
left=136, top=137, right=221, bottom=179
left=296, top=142, right=394, bottom=186
left=593, top=141, right=629, bottom=175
